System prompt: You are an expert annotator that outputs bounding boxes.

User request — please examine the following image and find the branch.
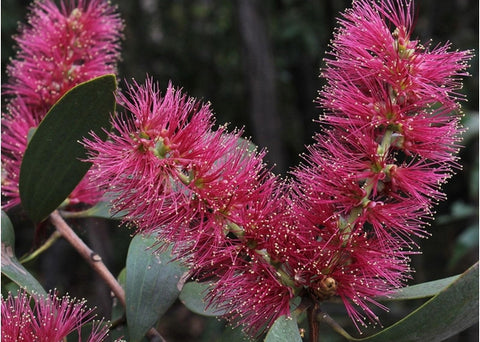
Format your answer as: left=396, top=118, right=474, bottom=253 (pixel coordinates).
left=49, top=210, right=126, bottom=306
left=20, top=230, right=62, bottom=264
left=49, top=210, right=166, bottom=342
left=308, top=301, right=320, bottom=342
left=316, top=310, right=356, bottom=341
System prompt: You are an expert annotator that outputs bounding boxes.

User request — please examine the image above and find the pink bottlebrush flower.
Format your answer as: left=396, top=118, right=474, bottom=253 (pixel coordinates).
left=4, top=0, right=123, bottom=120
left=84, top=78, right=229, bottom=234
left=296, top=0, right=471, bottom=244
left=320, top=0, right=471, bottom=163
left=290, top=0, right=471, bottom=331
left=193, top=180, right=312, bottom=336
left=286, top=209, right=412, bottom=330
left=206, top=254, right=294, bottom=337
left=324, top=0, right=471, bottom=111
left=84, top=78, right=273, bottom=257
left=1, top=290, right=109, bottom=342
left=85, top=77, right=297, bottom=335
left=185, top=173, right=288, bottom=279
left=294, top=132, right=436, bottom=245
left=2, top=0, right=123, bottom=210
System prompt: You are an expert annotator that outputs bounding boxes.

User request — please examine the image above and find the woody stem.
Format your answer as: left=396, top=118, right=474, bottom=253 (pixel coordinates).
left=50, top=210, right=126, bottom=306
left=49, top=210, right=166, bottom=342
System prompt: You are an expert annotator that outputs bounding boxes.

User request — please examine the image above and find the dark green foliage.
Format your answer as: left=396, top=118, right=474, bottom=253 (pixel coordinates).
left=19, top=75, right=116, bottom=222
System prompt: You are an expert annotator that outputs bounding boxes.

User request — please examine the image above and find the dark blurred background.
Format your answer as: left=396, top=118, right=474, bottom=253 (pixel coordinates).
left=2, top=0, right=478, bottom=341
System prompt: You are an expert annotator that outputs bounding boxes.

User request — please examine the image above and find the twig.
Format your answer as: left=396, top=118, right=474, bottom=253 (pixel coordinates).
left=50, top=210, right=126, bottom=306
left=308, top=302, right=320, bottom=342
left=20, top=230, right=62, bottom=264
left=315, top=310, right=356, bottom=341
left=49, top=210, right=166, bottom=342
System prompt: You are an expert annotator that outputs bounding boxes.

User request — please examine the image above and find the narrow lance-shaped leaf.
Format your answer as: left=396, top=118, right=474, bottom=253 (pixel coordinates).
left=264, top=314, right=303, bottom=342
left=108, top=268, right=148, bottom=342
left=375, top=274, right=461, bottom=301
left=179, top=281, right=226, bottom=317
left=19, top=74, right=116, bottom=223
left=339, top=262, right=479, bottom=342
left=59, top=200, right=126, bottom=220
left=1, top=211, right=46, bottom=296
left=125, top=234, right=187, bottom=342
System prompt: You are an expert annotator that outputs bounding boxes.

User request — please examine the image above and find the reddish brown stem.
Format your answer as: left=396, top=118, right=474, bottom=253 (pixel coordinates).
left=315, top=310, right=356, bottom=341
left=49, top=210, right=166, bottom=342
left=50, top=210, right=126, bottom=306
left=308, top=301, right=320, bottom=342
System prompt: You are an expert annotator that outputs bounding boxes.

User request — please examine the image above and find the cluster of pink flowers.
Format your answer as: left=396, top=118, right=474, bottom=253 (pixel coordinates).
left=1, top=0, right=123, bottom=209
left=290, top=0, right=471, bottom=328
left=84, top=0, right=471, bottom=335
left=2, top=0, right=471, bottom=338
left=1, top=290, right=109, bottom=342
left=83, top=78, right=292, bottom=334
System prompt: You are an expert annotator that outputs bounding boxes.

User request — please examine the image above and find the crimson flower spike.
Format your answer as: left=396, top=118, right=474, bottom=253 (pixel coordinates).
left=84, top=0, right=472, bottom=337
left=2, top=0, right=123, bottom=210
left=292, top=0, right=472, bottom=331
left=1, top=290, right=109, bottom=342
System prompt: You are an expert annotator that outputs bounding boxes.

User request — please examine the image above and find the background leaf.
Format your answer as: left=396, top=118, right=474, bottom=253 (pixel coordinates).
left=66, top=321, right=111, bottom=342
left=19, top=74, right=116, bottom=223
left=353, top=262, right=479, bottom=342
left=376, top=274, right=461, bottom=301
left=109, top=268, right=149, bottom=342
left=1, top=211, right=46, bottom=296
left=111, top=268, right=126, bottom=322
left=60, top=200, right=126, bottom=220
left=125, top=234, right=187, bottom=342
left=179, top=281, right=226, bottom=316
left=264, top=315, right=303, bottom=342
left=448, top=224, right=479, bottom=270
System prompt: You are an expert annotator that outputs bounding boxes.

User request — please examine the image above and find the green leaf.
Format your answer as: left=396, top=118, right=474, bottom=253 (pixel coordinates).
left=1, top=211, right=15, bottom=247
left=237, top=136, right=258, bottom=154
left=376, top=274, right=461, bottom=301
left=216, top=322, right=248, bottom=342
left=60, top=200, right=126, bottom=220
left=462, top=111, right=479, bottom=143
left=437, top=201, right=476, bottom=225
left=110, top=268, right=151, bottom=342
left=111, top=268, right=126, bottom=322
left=66, top=321, right=111, bottom=342
left=448, top=224, right=479, bottom=269
left=125, top=234, right=187, bottom=342
left=118, top=267, right=127, bottom=288
left=353, top=262, right=479, bottom=342
left=19, top=74, right=117, bottom=223
left=264, top=315, right=303, bottom=342
left=179, top=281, right=226, bottom=316
left=1, top=211, right=46, bottom=296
